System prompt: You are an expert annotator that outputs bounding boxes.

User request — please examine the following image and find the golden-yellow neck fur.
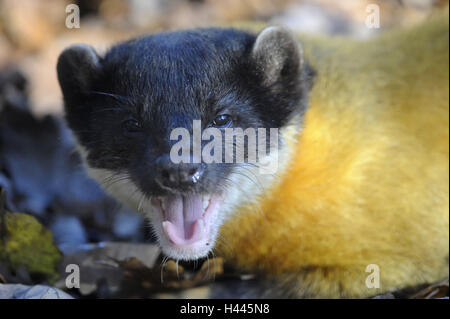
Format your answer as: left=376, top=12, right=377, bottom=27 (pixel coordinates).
left=217, top=14, right=449, bottom=298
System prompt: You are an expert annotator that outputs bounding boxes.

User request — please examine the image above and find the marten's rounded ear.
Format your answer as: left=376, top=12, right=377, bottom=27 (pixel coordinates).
left=57, top=44, right=101, bottom=99
left=251, top=26, right=304, bottom=86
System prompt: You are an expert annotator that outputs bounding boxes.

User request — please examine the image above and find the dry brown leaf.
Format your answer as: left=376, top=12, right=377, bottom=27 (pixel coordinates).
left=113, top=256, right=224, bottom=296
left=409, top=278, right=449, bottom=299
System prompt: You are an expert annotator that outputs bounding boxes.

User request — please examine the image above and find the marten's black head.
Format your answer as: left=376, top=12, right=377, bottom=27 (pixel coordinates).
left=57, top=27, right=313, bottom=260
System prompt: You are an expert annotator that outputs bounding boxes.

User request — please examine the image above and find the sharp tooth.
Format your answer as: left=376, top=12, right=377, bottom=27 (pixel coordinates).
left=202, top=195, right=210, bottom=211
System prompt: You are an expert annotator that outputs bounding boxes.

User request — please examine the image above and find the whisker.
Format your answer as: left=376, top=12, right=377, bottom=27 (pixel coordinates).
left=137, top=193, right=147, bottom=213
left=90, top=91, right=128, bottom=102
left=91, top=108, right=126, bottom=114
left=160, top=255, right=169, bottom=284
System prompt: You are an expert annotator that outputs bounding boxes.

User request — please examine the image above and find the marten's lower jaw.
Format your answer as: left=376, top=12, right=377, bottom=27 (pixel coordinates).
left=150, top=193, right=223, bottom=260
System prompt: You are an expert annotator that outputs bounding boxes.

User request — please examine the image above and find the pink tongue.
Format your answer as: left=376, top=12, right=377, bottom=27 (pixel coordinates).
left=162, top=195, right=204, bottom=244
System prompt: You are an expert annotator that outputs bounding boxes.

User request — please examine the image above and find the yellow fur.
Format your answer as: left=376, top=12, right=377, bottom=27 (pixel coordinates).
left=217, top=14, right=449, bottom=298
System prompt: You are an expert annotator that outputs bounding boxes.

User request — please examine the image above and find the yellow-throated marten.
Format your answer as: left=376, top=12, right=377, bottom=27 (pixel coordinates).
left=57, top=12, right=449, bottom=298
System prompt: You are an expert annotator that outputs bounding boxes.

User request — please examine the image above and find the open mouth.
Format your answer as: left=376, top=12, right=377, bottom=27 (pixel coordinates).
left=151, top=193, right=222, bottom=249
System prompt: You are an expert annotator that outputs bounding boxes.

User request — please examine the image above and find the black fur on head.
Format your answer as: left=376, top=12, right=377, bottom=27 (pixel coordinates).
left=57, top=27, right=314, bottom=198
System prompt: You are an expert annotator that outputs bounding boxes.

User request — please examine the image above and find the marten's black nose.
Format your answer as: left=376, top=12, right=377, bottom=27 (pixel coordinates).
left=155, top=155, right=205, bottom=189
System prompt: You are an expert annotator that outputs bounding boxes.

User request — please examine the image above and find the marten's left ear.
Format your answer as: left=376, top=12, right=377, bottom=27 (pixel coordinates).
left=251, top=26, right=304, bottom=86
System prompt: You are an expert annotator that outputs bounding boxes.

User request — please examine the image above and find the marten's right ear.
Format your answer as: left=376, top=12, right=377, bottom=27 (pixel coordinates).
left=251, top=26, right=304, bottom=87
left=57, top=44, right=101, bottom=99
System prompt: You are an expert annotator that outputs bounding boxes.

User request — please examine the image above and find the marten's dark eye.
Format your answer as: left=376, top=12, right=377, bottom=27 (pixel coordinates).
left=122, top=119, right=142, bottom=135
left=211, top=114, right=232, bottom=128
